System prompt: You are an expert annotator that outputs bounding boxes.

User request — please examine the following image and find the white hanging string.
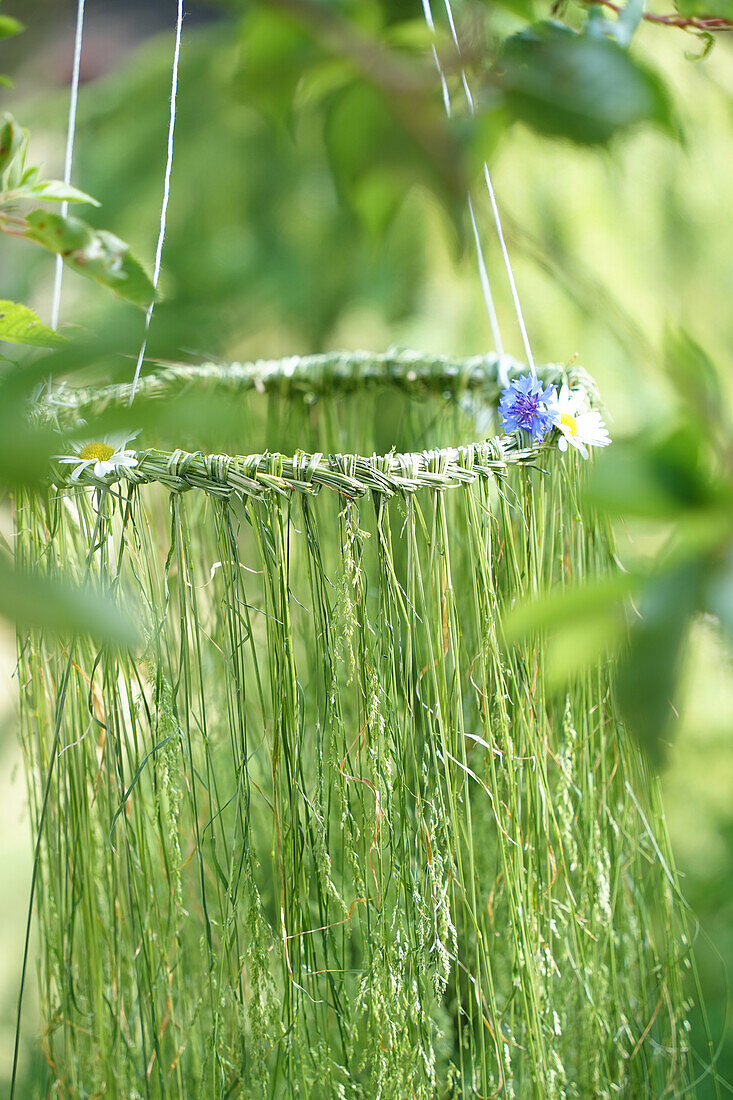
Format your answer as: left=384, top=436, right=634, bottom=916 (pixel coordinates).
left=420, top=0, right=505, bottom=368
left=50, top=0, right=86, bottom=332
left=422, top=0, right=536, bottom=377
left=467, top=195, right=503, bottom=360
left=129, top=0, right=184, bottom=405
left=441, top=0, right=535, bottom=374
left=481, top=162, right=536, bottom=375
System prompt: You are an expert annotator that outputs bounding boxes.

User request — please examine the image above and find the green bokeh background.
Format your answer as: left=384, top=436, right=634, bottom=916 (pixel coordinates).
left=1, top=2, right=732, bottom=1095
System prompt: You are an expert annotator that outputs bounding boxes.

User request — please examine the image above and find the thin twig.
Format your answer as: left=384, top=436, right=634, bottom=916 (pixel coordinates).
left=580, top=0, right=733, bottom=31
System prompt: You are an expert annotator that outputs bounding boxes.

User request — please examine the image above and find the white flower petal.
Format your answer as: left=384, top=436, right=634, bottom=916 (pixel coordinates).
left=548, top=383, right=585, bottom=426
left=107, top=429, right=141, bottom=451
left=575, top=411, right=611, bottom=448
left=69, top=461, right=91, bottom=482
left=565, top=389, right=585, bottom=415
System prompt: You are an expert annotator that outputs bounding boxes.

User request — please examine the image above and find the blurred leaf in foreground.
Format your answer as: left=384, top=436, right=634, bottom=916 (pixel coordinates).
left=495, top=21, right=673, bottom=145
left=0, top=13, right=22, bottom=41
left=0, top=300, right=67, bottom=348
left=616, top=562, right=701, bottom=765
left=237, top=8, right=324, bottom=128
left=504, top=330, right=733, bottom=762
left=706, top=543, right=733, bottom=649
left=664, top=327, right=730, bottom=442
left=325, top=79, right=463, bottom=237
left=503, top=572, right=633, bottom=684
left=588, top=424, right=719, bottom=520
left=0, top=555, right=137, bottom=645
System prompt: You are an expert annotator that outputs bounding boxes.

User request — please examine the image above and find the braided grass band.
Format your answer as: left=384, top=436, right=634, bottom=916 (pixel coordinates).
left=45, top=348, right=599, bottom=499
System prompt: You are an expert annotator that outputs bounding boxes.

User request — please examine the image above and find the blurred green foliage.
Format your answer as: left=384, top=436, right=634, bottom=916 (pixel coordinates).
left=1, top=0, right=688, bottom=361
left=495, top=19, right=673, bottom=144
left=507, top=330, right=733, bottom=764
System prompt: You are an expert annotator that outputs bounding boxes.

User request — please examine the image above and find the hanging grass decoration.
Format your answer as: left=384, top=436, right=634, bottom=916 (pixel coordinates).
left=16, top=348, right=702, bottom=1098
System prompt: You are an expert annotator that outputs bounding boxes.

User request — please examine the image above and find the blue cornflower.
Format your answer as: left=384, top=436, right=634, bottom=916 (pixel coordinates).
left=498, top=374, right=557, bottom=441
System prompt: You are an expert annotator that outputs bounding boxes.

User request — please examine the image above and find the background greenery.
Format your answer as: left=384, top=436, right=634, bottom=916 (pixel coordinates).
left=1, top=0, right=732, bottom=1095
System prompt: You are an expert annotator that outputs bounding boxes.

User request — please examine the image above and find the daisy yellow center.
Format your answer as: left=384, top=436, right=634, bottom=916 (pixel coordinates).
left=559, top=412, right=578, bottom=437
left=80, top=442, right=114, bottom=462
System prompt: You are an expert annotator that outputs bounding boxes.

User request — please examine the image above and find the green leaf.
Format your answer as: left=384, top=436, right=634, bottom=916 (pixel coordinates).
left=0, top=14, right=23, bottom=39
left=24, top=210, right=157, bottom=307
left=495, top=21, right=673, bottom=145
left=503, top=573, right=632, bottom=684
left=677, top=0, right=733, bottom=15
left=237, top=10, right=321, bottom=127
left=503, top=571, right=637, bottom=643
left=665, top=328, right=728, bottom=437
left=19, top=164, right=40, bottom=187
left=27, top=179, right=100, bottom=205
left=25, top=209, right=93, bottom=250
left=617, top=563, right=700, bottom=764
left=705, top=543, right=733, bottom=653
left=0, top=112, right=24, bottom=176
left=0, top=554, right=138, bottom=645
left=0, top=299, right=67, bottom=347
left=586, top=428, right=715, bottom=520
left=545, top=612, right=625, bottom=685
left=325, top=80, right=463, bottom=237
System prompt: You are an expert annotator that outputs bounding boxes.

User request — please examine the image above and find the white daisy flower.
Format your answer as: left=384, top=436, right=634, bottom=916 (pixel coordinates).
left=57, top=431, right=141, bottom=482
left=548, top=385, right=611, bottom=460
